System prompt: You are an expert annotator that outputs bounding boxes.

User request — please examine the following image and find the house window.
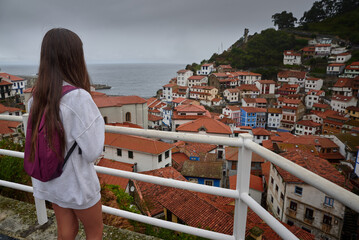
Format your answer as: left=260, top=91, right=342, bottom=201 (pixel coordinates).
left=271, top=195, right=273, bottom=203
left=280, top=193, right=284, bottom=200
left=294, top=186, right=303, bottom=196
left=290, top=201, right=297, bottom=211
left=204, top=180, right=213, bottom=186
left=158, top=155, right=162, bottom=163
left=165, top=150, right=170, bottom=159
left=305, top=208, right=314, bottom=220
left=323, top=215, right=332, bottom=225
left=271, top=177, right=274, bottom=184
left=125, top=112, right=131, bottom=122
left=231, top=161, right=237, bottom=170
left=117, top=149, right=122, bottom=156
left=275, top=184, right=279, bottom=192
left=128, top=151, right=133, bottom=159
left=277, top=207, right=280, bottom=215
left=324, top=196, right=334, bottom=207
left=188, top=178, right=198, bottom=183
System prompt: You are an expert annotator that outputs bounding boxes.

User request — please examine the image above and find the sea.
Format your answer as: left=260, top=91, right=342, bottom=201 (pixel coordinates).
left=0, top=63, right=185, bottom=98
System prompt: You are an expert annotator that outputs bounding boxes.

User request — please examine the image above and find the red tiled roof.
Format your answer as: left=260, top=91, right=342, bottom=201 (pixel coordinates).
left=306, top=77, right=321, bottom=81
left=258, top=80, right=276, bottom=84
left=316, top=44, right=331, bottom=47
left=176, top=117, right=232, bottom=135
left=278, top=70, right=306, bottom=79
left=301, top=46, right=315, bottom=52
left=105, top=132, right=173, bottom=154
left=0, top=104, right=21, bottom=114
left=188, top=75, right=206, bottom=80
left=0, top=80, right=12, bottom=86
left=331, top=95, right=354, bottom=102
left=240, top=107, right=267, bottom=113
left=252, top=127, right=270, bottom=136
left=296, top=120, right=322, bottom=127
left=337, top=52, right=351, bottom=56
left=278, top=150, right=352, bottom=190
left=148, top=114, right=163, bottom=122
left=172, top=97, right=187, bottom=104
left=237, top=84, right=260, bottom=91
left=97, top=158, right=133, bottom=189
left=284, top=50, right=301, bottom=56
left=224, top=88, right=239, bottom=93
left=225, top=105, right=241, bottom=111
left=267, top=108, right=282, bottom=114
left=171, top=152, right=189, bottom=171
left=0, top=72, right=24, bottom=82
left=0, top=120, right=21, bottom=134
left=229, top=174, right=264, bottom=192
left=333, top=78, right=353, bottom=88
left=175, top=104, right=206, bottom=113
left=312, top=103, right=330, bottom=109
left=93, top=95, right=147, bottom=108
left=328, top=63, right=345, bottom=67
left=177, top=69, right=191, bottom=73
left=163, top=83, right=176, bottom=88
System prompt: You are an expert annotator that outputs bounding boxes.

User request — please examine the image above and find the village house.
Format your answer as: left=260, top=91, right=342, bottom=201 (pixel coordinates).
left=237, top=84, right=260, bottom=100
left=181, top=161, right=224, bottom=187
left=0, top=120, right=23, bottom=142
left=240, top=107, right=267, bottom=128
left=103, top=132, right=173, bottom=172
left=322, top=112, right=349, bottom=134
left=223, top=88, right=240, bottom=103
left=161, top=83, right=175, bottom=103
left=197, top=63, right=215, bottom=75
left=0, top=77, right=13, bottom=99
left=229, top=174, right=264, bottom=205
left=332, top=78, right=354, bottom=96
left=278, top=98, right=305, bottom=132
left=189, top=86, right=218, bottom=105
left=91, top=93, right=148, bottom=128
left=295, top=120, right=322, bottom=135
left=300, top=46, right=315, bottom=57
left=335, top=52, right=352, bottom=63
left=148, top=114, right=163, bottom=129
left=187, top=75, right=208, bottom=88
left=342, top=61, right=359, bottom=78
left=0, top=73, right=27, bottom=95
left=252, top=127, right=270, bottom=145
left=172, top=86, right=189, bottom=99
left=327, top=63, right=346, bottom=75
left=0, top=103, right=22, bottom=116
left=283, top=50, right=302, bottom=65
left=315, top=44, right=331, bottom=56
left=217, top=64, right=233, bottom=73
left=346, top=106, right=359, bottom=121
left=222, top=105, right=241, bottom=127
left=277, top=71, right=307, bottom=88
left=330, top=95, right=357, bottom=113
left=267, top=108, right=282, bottom=130
left=266, top=150, right=350, bottom=240
left=171, top=104, right=211, bottom=131
left=255, top=79, right=276, bottom=95
left=241, top=98, right=267, bottom=108
left=305, top=89, right=325, bottom=109
left=176, top=117, right=232, bottom=137
left=277, top=83, right=300, bottom=96
left=208, top=72, right=231, bottom=90
left=304, top=77, right=323, bottom=93
left=236, top=71, right=262, bottom=85
left=176, top=69, right=193, bottom=87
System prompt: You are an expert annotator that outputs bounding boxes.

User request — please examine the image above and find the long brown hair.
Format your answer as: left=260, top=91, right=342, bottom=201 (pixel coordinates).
left=29, top=28, right=91, bottom=162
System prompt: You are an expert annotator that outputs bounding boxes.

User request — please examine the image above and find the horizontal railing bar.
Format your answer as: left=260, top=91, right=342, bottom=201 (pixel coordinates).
left=0, top=180, right=33, bottom=193
left=102, top=205, right=235, bottom=240
left=0, top=149, right=24, bottom=159
left=244, top=140, right=359, bottom=213
left=95, top=166, right=239, bottom=199
left=0, top=115, right=22, bottom=122
left=240, top=193, right=298, bottom=240
left=105, top=125, right=243, bottom=147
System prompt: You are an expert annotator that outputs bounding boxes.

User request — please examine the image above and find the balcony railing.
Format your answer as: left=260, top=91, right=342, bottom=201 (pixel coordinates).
left=1, top=114, right=359, bottom=240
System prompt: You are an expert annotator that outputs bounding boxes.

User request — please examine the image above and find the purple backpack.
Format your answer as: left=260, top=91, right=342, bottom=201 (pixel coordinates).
left=24, top=85, right=78, bottom=182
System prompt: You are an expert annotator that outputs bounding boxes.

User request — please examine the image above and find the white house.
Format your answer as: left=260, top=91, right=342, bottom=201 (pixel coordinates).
left=187, top=75, right=208, bottom=88
left=283, top=50, right=301, bottom=65
left=342, top=61, right=359, bottom=78
left=223, top=88, right=240, bottom=103
left=327, top=63, right=345, bottom=75
left=335, top=52, right=351, bottom=63
left=255, top=80, right=276, bottom=95
left=171, top=104, right=211, bottom=131
left=0, top=103, right=22, bottom=116
left=304, top=77, right=323, bottom=93
left=266, top=151, right=348, bottom=240
left=241, top=98, right=267, bottom=108
left=177, top=69, right=193, bottom=87
left=197, top=63, right=215, bottom=75
left=330, top=95, right=357, bottom=113
left=295, top=120, right=322, bottom=135
left=236, top=71, right=262, bottom=85
left=0, top=73, right=27, bottom=95
left=331, top=78, right=353, bottom=97
left=222, top=105, right=242, bottom=127
left=237, top=84, right=260, bottom=99
left=305, top=90, right=325, bottom=109
left=267, top=108, right=282, bottom=130
left=277, top=71, right=307, bottom=88
left=251, top=127, right=270, bottom=145
left=315, top=44, right=331, bottom=56
left=103, top=132, right=174, bottom=172
left=162, top=83, right=175, bottom=102
left=176, top=117, right=232, bottom=137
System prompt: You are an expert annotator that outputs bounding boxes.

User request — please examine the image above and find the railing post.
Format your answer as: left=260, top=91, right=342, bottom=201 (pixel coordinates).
left=233, top=133, right=252, bottom=240
left=23, top=113, right=48, bottom=225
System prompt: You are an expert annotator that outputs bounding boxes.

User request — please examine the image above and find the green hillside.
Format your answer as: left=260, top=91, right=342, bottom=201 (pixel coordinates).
left=299, top=7, right=359, bottom=44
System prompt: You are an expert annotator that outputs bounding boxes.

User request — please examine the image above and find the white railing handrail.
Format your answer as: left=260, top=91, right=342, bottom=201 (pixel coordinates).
left=1, top=114, right=359, bottom=240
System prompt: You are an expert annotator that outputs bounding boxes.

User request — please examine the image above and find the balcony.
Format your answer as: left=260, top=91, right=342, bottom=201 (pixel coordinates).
left=1, top=114, right=359, bottom=240
left=287, top=208, right=297, bottom=218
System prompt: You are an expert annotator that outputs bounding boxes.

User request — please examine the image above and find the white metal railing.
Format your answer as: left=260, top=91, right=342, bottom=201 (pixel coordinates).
left=1, top=114, right=359, bottom=240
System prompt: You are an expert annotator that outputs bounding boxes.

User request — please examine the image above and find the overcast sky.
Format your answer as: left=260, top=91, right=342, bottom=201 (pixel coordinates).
left=0, top=0, right=316, bottom=65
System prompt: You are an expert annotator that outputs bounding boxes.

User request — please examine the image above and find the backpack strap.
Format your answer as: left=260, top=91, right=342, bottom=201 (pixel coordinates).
left=63, top=141, right=78, bottom=167
left=62, top=85, right=78, bottom=96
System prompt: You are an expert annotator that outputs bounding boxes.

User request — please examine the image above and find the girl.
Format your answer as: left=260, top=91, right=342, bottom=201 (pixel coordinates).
left=28, top=28, right=104, bottom=240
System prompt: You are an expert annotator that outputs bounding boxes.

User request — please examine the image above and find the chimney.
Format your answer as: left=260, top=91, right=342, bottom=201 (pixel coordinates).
left=248, top=226, right=264, bottom=240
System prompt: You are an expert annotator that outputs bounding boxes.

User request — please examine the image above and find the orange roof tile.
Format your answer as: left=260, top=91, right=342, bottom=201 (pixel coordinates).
left=0, top=120, right=21, bottom=134
left=333, top=78, right=353, bottom=88
left=105, top=132, right=173, bottom=155
left=148, top=114, right=163, bottom=121
left=97, top=158, right=133, bottom=189
left=296, top=120, right=322, bottom=127
left=331, top=95, right=355, bottom=102
left=177, top=117, right=232, bottom=134
left=277, top=70, right=306, bottom=79
left=237, top=84, right=260, bottom=91
left=252, top=127, right=270, bottom=136
left=0, top=104, right=21, bottom=114
left=229, top=174, right=264, bottom=192
left=93, top=95, right=147, bottom=108
left=240, top=107, right=266, bottom=113
left=0, top=80, right=12, bottom=86
left=0, top=72, right=24, bottom=81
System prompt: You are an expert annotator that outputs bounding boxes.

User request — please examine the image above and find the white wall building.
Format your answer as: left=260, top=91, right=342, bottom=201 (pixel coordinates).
left=162, top=83, right=175, bottom=103
left=283, top=50, right=302, bottom=65
left=223, top=88, right=240, bottom=103
left=330, top=95, right=357, bottom=113
left=305, top=90, right=325, bottom=109
left=304, top=77, right=323, bottom=93
left=335, top=52, right=351, bottom=63
left=177, top=69, right=193, bottom=87
left=255, top=80, right=276, bottom=95
left=197, top=63, right=215, bottom=75
left=267, top=108, right=282, bottom=130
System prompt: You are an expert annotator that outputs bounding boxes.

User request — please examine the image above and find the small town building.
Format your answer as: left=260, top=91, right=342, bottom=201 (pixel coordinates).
left=283, top=50, right=301, bottom=65
left=176, top=69, right=193, bottom=86
left=197, top=63, right=215, bottom=75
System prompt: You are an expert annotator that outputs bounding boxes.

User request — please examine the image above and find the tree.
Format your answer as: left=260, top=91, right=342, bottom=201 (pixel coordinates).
left=271, top=11, right=297, bottom=29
